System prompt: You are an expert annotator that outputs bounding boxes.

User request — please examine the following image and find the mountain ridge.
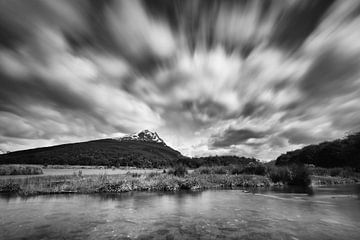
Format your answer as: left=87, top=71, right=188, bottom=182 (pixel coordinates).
left=0, top=130, right=182, bottom=167
left=275, top=132, right=360, bottom=170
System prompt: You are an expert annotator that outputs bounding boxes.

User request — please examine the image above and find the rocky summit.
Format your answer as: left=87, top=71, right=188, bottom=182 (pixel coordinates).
left=116, top=130, right=166, bottom=145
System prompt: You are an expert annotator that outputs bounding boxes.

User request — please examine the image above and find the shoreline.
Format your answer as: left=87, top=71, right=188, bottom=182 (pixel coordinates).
left=0, top=172, right=358, bottom=197
left=0, top=173, right=272, bottom=196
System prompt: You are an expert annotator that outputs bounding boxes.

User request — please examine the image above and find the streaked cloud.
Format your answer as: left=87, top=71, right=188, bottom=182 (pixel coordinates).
left=0, top=0, right=359, bottom=160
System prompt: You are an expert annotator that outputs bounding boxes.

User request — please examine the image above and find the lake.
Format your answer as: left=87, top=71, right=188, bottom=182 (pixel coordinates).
left=1, top=185, right=359, bottom=240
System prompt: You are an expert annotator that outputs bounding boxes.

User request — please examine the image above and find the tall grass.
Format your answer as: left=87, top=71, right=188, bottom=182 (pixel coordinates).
left=0, top=165, right=43, bottom=175
left=0, top=172, right=271, bottom=195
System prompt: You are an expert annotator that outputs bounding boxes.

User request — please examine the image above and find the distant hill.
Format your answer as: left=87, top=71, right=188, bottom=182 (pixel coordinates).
left=276, top=132, right=360, bottom=170
left=0, top=130, right=182, bottom=168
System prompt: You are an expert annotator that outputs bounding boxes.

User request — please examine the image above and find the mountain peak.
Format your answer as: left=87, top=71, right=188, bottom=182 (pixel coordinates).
left=115, top=130, right=166, bottom=145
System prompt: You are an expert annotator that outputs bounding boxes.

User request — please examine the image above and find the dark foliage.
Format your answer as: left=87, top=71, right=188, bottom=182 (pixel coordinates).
left=196, top=163, right=266, bottom=176
left=242, top=162, right=267, bottom=175
left=0, top=139, right=182, bottom=168
left=288, top=165, right=311, bottom=186
left=0, top=182, right=21, bottom=193
left=268, top=166, right=291, bottom=183
left=276, top=132, right=360, bottom=170
left=0, top=165, right=43, bottom=175
left=268, top=164, right=311, bottom=186
left=196, top=166, right=231, bottom=175
left=176, top=155, right=258, bottom=168
left=168, top=165, right=188, bottom=177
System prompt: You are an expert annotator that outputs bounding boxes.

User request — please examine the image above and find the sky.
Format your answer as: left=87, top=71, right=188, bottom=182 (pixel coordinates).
left=0, top=0, right=360, bottom=160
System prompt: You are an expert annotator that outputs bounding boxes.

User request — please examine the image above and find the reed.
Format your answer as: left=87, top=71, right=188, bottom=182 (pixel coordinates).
left=0, top=172, right=270, bottom=196
left=0, top=165, right=43, bottom=176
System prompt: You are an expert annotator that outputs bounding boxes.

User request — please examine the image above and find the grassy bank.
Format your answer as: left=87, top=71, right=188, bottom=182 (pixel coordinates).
left=0, top=165, right=43, bottom=176
left=0, top=172, right=271, bottom=196
left=1, top=163, right=358, bottom=196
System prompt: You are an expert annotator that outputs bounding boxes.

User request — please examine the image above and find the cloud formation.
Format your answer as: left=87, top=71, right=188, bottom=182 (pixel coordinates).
left=0, top=0, right=360, bottom=160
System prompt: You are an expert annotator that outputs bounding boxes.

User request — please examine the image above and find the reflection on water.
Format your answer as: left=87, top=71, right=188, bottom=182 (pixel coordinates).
left=0, top=185, right=360, bottom=240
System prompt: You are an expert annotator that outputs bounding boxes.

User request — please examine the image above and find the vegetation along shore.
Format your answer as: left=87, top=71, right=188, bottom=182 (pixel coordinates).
left=1, top=163, right=359, bottom=196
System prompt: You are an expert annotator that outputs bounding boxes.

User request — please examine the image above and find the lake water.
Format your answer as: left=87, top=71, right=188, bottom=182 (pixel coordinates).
left=1, top=185, right=359, bottom=240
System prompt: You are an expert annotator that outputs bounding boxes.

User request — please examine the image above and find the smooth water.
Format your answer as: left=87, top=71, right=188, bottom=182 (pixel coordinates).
left=1, top=185, right=359, bottom=240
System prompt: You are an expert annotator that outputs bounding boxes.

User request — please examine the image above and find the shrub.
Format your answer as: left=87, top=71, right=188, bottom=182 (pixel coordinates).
left=268, top=166, right=291, bottom=183
left=168, top=165, right=187, bottom=177
left=195, top=166, right=230, bottom=175
left=197, top=167, right=211, bottom=174
left=230, top=165, right=244, bottom=175
left=242, top=162, right=266, bottom=175
left=311, top=167, right=330, bottom=176
left=268, top=165, right=311, bottom=186
left=213, top=166, right=227, bottom=174
left=287, top=165, right=311, bottom=186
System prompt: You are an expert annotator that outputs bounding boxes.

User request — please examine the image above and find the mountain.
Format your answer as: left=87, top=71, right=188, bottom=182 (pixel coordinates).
left=0, top=130, right=182, bottom=168
left=275, top=132, right=360, bottom=170
left=115, top=130, right=166, bottom=145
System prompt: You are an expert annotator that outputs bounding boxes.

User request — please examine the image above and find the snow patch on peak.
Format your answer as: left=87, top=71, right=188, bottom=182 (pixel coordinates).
left=115, top=130, right=166, bottom=145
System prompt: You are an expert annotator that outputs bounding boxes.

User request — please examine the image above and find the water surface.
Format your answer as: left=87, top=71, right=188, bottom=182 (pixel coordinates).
left=1, top=185, right=359, bottom=240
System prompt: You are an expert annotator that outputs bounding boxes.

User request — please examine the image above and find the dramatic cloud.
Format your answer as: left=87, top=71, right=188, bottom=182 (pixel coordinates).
left=211, top=128, right=269, bottom=148
left=0, top=0, right=360, bottom=160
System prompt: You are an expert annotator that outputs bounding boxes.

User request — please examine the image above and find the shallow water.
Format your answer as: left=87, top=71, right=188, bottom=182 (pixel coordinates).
left=1, top=185, right=359, bottom=240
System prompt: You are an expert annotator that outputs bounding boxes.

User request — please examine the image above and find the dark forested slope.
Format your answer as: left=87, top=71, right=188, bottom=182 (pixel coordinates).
left=0, top=131, right=183, bottom=168
left=276, top=132, right=360, bottom=170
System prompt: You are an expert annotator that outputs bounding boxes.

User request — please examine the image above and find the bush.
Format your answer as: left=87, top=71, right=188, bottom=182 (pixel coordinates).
left=287, top=165, right=311, bottom=186
left=311, top=167, right=330, bottom=176
left=168, top=165, right=187, bottom=177
left=213, top=166, right=228, bottom=174
left=242, top=162, right=267, bottom=175
left=230, top=165, right=244, bottom=175
left=268, top=166, right=291, bottom=183
left=198, top=167, right=211, bottom=174
left=268, top=165, right=311, bottom=186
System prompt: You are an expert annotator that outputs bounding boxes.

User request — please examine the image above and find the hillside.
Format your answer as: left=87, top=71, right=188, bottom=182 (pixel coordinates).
left=275, top=132, right=360, bottom=170
left=0, top=130, right=182, bottom=168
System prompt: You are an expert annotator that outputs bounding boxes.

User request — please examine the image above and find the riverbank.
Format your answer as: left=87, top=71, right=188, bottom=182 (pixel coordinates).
left=0, top=173, right=271, bottom=196
left=1, top=170, right=358, bottom=196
